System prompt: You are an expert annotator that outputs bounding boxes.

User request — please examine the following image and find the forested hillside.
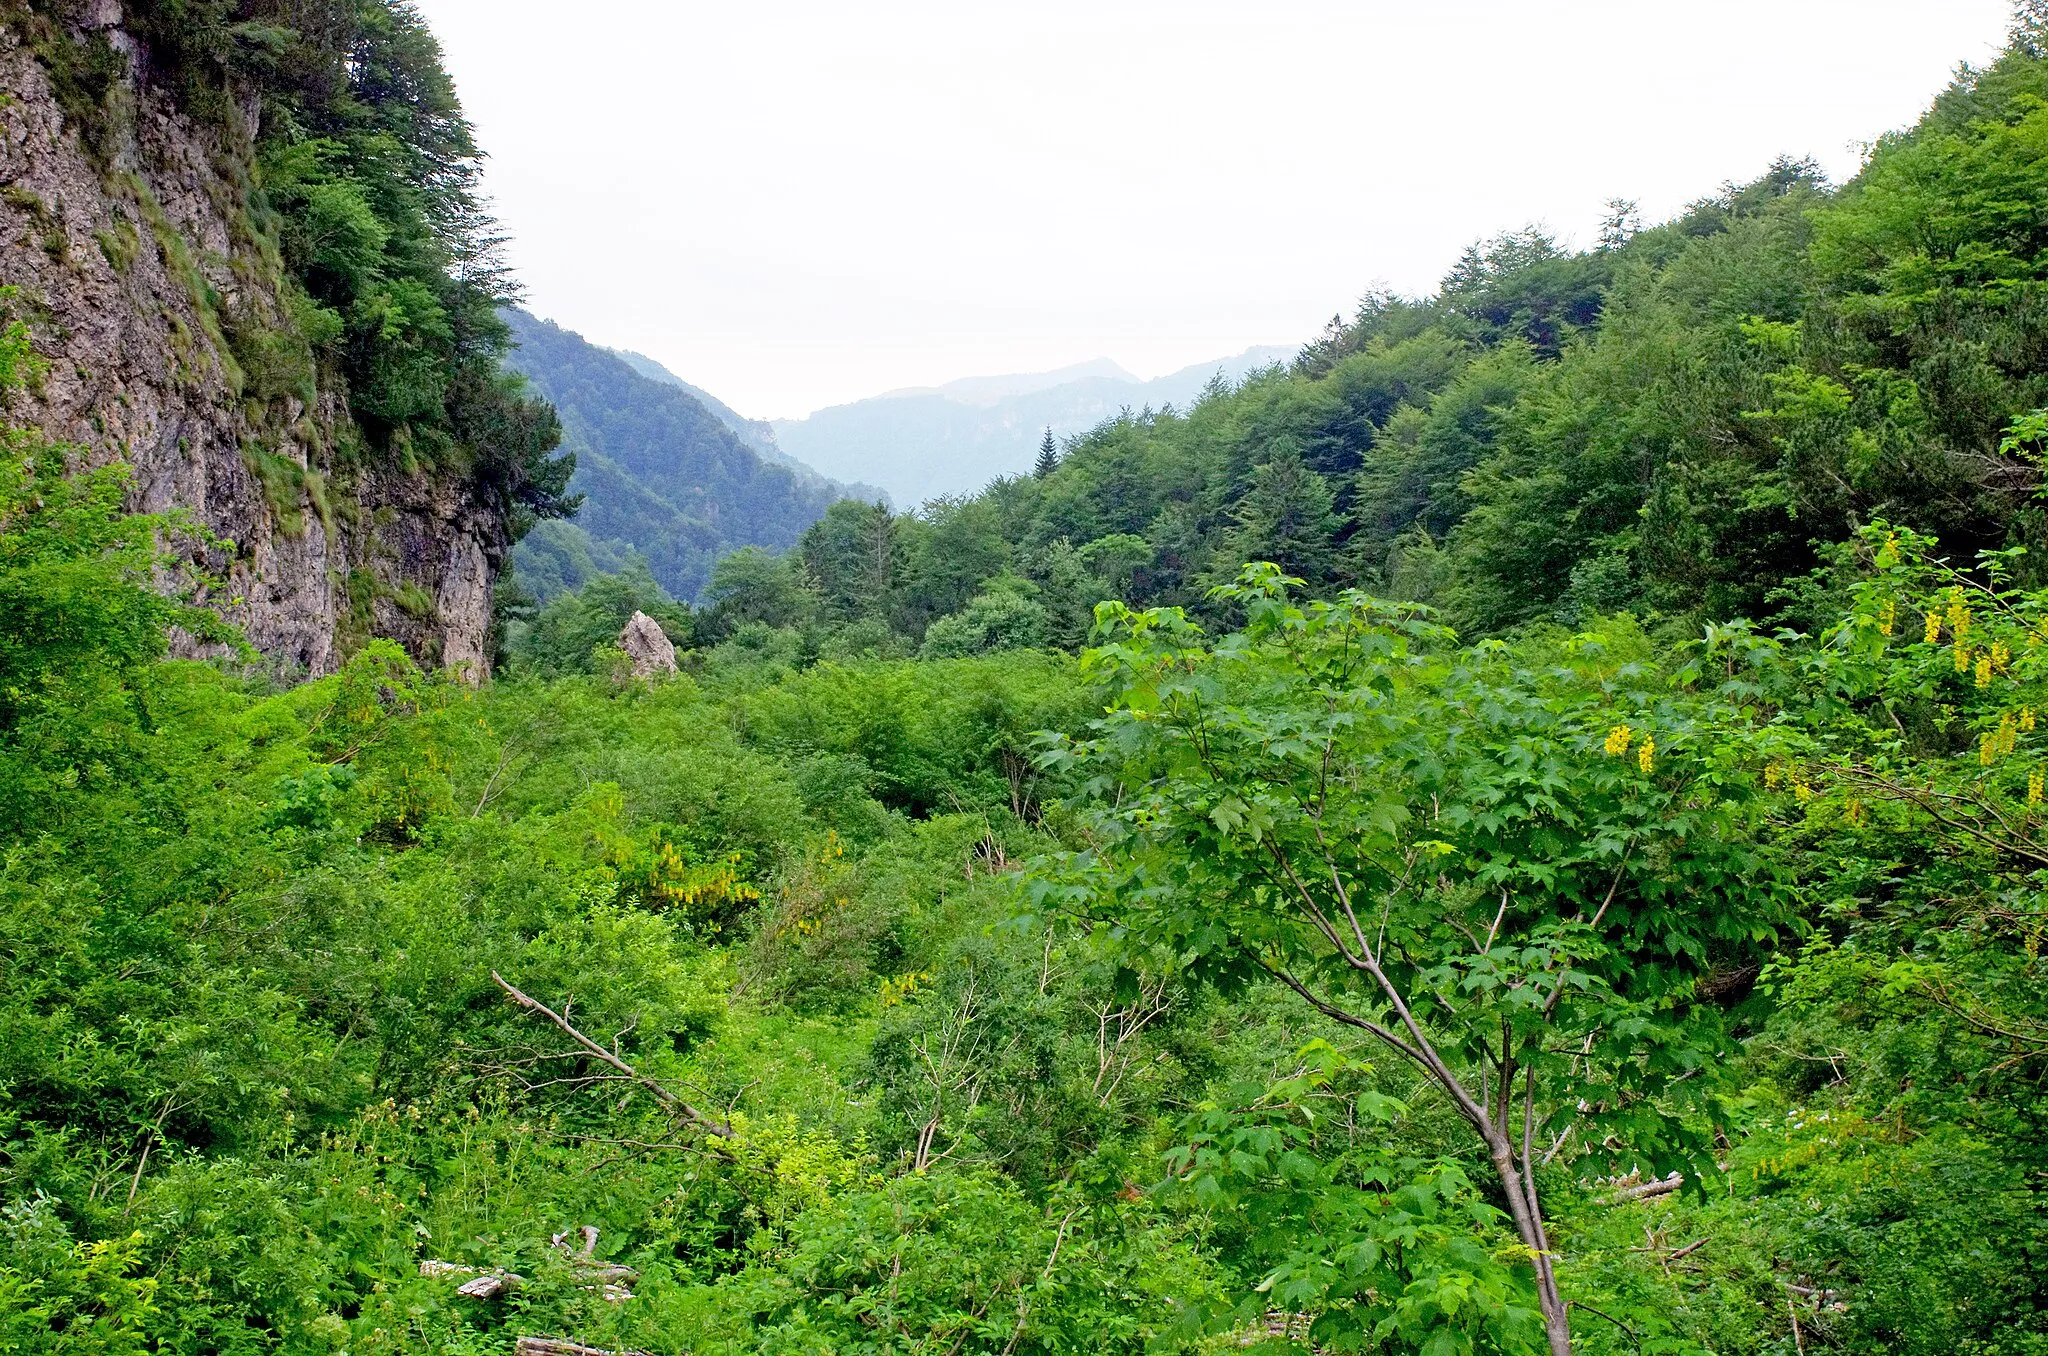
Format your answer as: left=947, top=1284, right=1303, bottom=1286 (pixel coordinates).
left=6, top=6, right=2048, bottom=1356
left=500, top=311, right=867, bottom=603
left=606, top=347, right=830, bottom=482
left=724, top=36, right=2048, bottom=655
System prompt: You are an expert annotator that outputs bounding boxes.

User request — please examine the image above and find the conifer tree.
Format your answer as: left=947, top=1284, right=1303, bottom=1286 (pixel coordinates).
left=1218, top=442, right=1338, bottom=584
left=1033, top=427, right=1059, bottom=478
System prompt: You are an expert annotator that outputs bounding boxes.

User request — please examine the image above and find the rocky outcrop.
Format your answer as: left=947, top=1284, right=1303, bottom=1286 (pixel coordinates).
left=0, top=11, right=506, bottom=678
left=617, top=611, right=678, bottom=678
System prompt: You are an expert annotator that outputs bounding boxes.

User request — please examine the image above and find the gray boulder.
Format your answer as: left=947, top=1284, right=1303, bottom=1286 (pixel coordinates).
left=617, top=611, right=678, bottom=677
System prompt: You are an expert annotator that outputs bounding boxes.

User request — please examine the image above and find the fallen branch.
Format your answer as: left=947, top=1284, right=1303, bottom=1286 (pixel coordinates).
left=423, top=1226, right=642, bottom=1303
left=491, top=972, right=733, bottom=1138
left=515, top=1340, right=656, bottom=1356
left=420, top=1261, right=524, bottom=1299
left=1601, top=1172, right=1682, bottom=1205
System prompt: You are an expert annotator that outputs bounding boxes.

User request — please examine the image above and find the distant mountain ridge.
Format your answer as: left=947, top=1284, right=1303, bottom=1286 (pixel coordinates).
left=501, top=310, right=869, bottom=602
left=879, top=357, right=1139, bottom=405
left=771, top=346, right=1297, bottom=506
left=606, top=346, right=892, bottom=497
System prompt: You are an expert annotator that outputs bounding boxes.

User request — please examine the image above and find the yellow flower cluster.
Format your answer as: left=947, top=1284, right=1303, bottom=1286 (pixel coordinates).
left=1974, top=641, right=2013, bottom=687
left=1981, top=711, right=2021, bottom=766
left=1878, top=598, right=1897, bottom=637
left=645, top=845, right=761, bottom=911
left=1602, top=725, right=1656, bottom=771
left=879, top=971, right=933, bottom=1008
left=2031, top=769, right=2045, bottom=807
left=1947, top=589, right=1973, bottom=644
left=1943, top=590, right=1983, bottom=671
left=786, top=899, right=851, bottom=939
left=1924, top=610, right=1943, bottom=645
left=1875, top=532, right=1901, bottom=568
left=1765, top=761, right=1815, bottom=799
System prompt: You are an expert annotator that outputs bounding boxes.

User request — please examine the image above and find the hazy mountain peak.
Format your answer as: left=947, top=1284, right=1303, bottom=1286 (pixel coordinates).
left=879, top=358, right=1143, bottom=407
left=774, top=344, right=1297, bottom=506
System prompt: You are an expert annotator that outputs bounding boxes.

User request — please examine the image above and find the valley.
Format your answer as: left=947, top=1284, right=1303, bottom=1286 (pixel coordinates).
left=1, top=4, right=2044, bottom=1356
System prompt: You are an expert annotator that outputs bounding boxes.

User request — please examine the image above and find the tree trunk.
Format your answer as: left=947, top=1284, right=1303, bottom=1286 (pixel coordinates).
left=1492, top=1150, right=1572, bottom=1356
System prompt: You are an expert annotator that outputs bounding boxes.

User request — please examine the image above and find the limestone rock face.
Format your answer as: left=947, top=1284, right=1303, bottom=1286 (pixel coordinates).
left=618, top=611, right=678, bottom=678
left=0, top=14, right=509, bottom=679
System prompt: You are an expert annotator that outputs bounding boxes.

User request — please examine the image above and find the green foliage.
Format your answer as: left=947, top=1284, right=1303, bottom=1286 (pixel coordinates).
left=1035, top=426, right=1060, bottom=478
left=694, top=1170, right=1224, bottom=1355
left=0, top=1202, right=156, bottom=1355
left=701, top=545, right=821, bottom=637
left=1168, top=1051, right=1542, bottom=1356
left=11, top=444, right=2048, bottom=1354
left=14, top=12, right=2048, bottom=1356
left=504, top=559, right=691, bottom=677
left=1036, top=566, right=1796, bottom=1348
left=919, top=575, right=1048, bottom=658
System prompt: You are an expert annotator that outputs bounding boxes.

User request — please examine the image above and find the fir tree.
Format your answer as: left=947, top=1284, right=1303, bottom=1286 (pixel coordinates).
left=1034, top=427, right=1059, bottom=478
left=1219, top=442, right=1339, bottom=584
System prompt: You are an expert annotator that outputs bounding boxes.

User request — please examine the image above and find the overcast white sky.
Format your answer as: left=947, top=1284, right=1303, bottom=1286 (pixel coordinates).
left=415, top=1, right=2014, bottom=420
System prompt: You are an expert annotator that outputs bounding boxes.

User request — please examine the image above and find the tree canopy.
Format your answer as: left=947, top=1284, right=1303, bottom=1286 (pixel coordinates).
left=7, top=8, right=2048, bottom=1356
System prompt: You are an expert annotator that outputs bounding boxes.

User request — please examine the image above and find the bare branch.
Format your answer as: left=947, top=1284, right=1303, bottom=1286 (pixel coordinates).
left=490, top=972, right=733, bottom=1138
left=1257, top=958, right=1429, bottom=1069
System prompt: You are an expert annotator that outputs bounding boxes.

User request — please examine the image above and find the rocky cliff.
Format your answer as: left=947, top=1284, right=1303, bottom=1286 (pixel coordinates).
left=0, top=2, right=524, bottom=677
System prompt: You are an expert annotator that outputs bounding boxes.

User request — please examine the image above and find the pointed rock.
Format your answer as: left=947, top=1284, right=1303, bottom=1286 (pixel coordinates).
left=618, top=611, right=678, bottom=677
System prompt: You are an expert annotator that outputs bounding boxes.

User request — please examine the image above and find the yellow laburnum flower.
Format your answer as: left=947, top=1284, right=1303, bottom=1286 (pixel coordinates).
left=1957, top=643, right=1973, bottom=674
left=1948, top=588, right=1972, bottom=642
left=1992, top=641, right=2011, bottom=672
left=1879, top=598, right=1897, bottom=637
left=2030, top=769, right=2044, bottom=806
left=1982, top=732, right=2001, bottom=766
left=1638, top=736, right=1656, bottom=773
left=1925, top=611, right=1943, bottom=645
left=2023, top=707, right=2037, bottom=733
left=1604, top=724, right=1633, bottom=756
left=1977, top=653, right=1995, bottom=688
left=1764, top=762, right=1783, bottom=789
left=1875, top=532, right=1900, bottom=568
